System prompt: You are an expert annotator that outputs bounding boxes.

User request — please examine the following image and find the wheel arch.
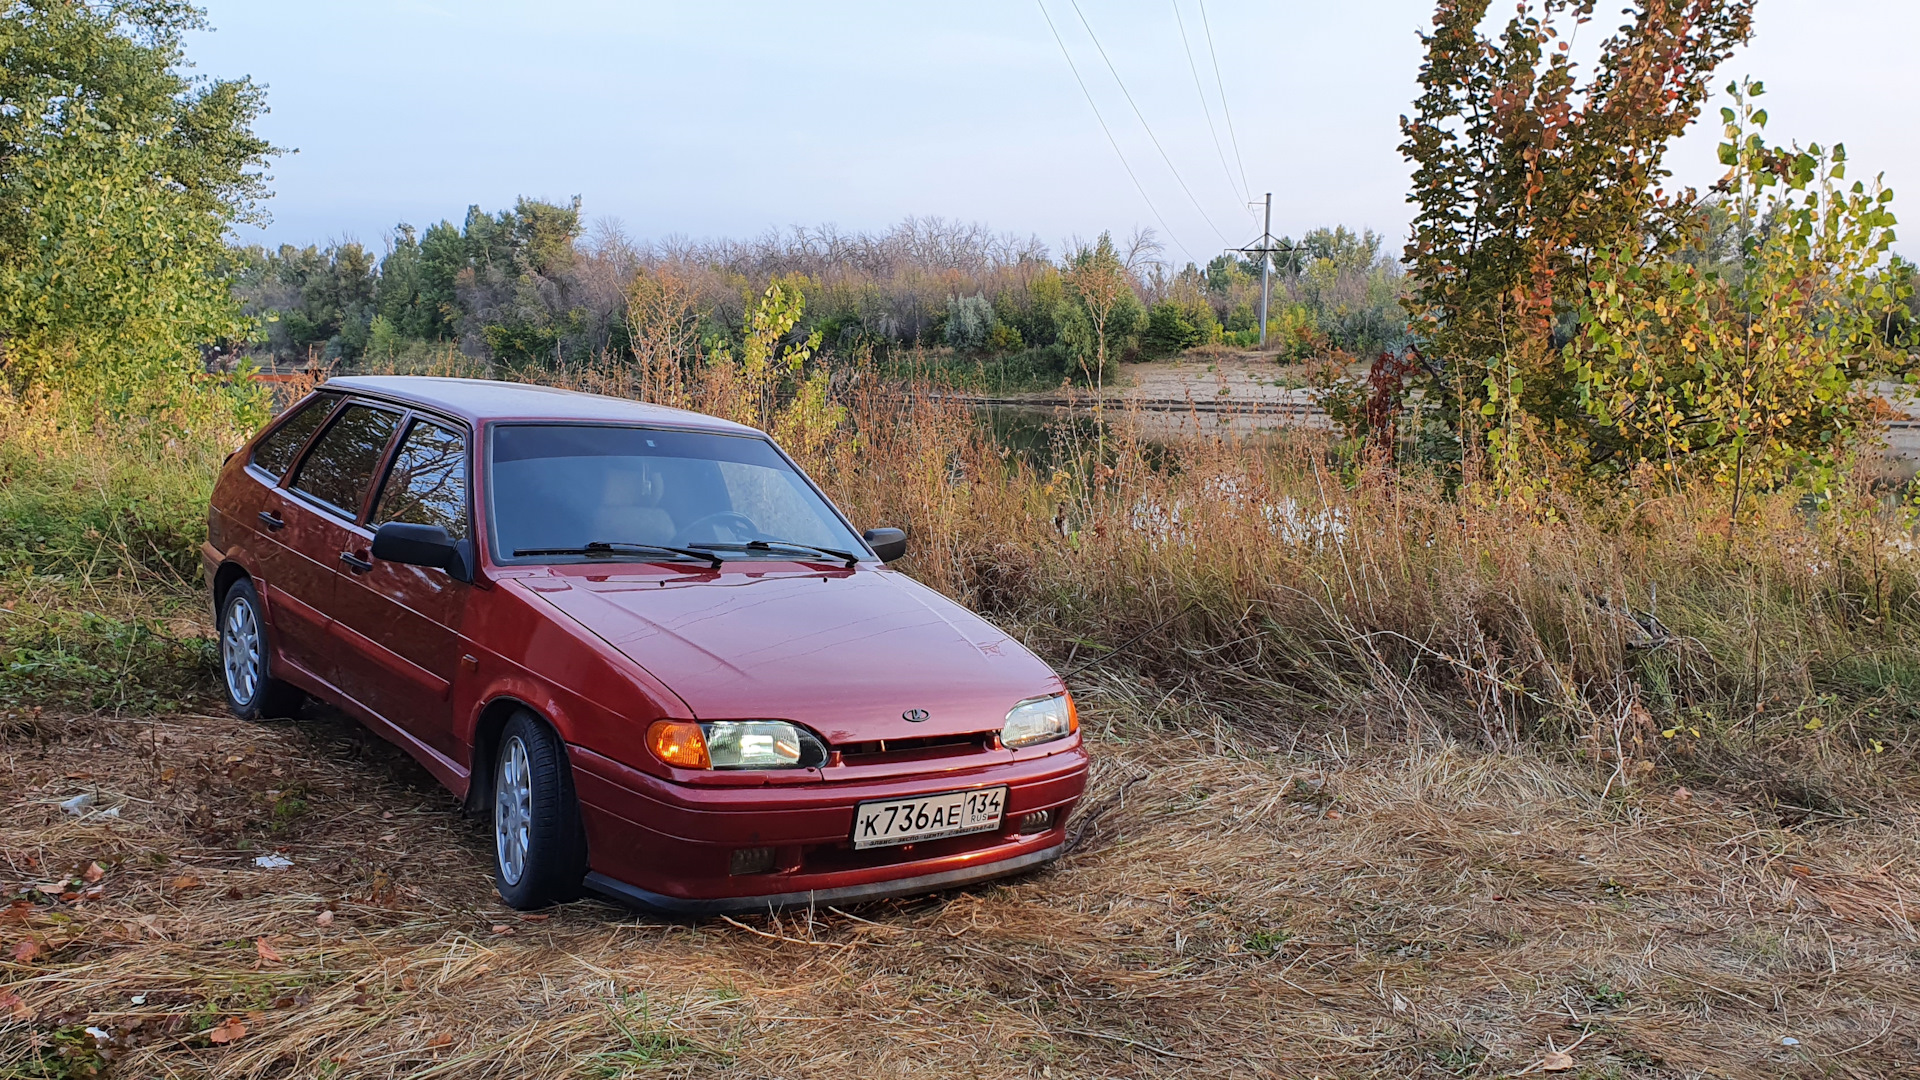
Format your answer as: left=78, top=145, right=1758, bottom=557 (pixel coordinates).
left=211, top=560, right=251, bottom=618
left=465, top=695, right=543, bottom=816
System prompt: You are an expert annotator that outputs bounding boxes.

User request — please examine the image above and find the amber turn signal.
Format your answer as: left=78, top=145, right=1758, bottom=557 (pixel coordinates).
left=646, top=720, right=711, bottom=769
left=1065, top=692, right=1079, bottom=734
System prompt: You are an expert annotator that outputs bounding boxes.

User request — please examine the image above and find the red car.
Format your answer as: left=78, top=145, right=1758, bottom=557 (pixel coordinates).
left=202, top=376, right=1087, bottom=912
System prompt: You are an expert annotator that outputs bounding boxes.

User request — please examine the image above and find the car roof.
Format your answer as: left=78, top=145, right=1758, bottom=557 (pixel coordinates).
left=320, top=375, right=761, bottom=434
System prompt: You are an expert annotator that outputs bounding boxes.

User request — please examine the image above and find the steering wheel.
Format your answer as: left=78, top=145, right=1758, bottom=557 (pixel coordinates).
left=675, top=510, right=759, bottom=545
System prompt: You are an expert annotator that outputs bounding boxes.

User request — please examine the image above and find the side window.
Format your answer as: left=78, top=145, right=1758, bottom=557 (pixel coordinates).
left=372, top=420, right=469, bottom=539
left=250, top=393, right=337, bottom=481
left=290, top=404, right=401, bottom=519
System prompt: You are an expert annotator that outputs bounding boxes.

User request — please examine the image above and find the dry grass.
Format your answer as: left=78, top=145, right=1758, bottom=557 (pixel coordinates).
left=5, top=682, right=1919, bottom=1078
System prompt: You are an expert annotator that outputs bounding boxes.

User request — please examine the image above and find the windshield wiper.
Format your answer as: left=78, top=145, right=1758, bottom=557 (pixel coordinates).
left=690, top=539, right=861, bottom=567
left=513, top=541, right=722, bottom=567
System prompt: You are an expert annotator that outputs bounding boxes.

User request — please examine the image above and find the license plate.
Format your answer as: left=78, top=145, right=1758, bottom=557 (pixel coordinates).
left=851, top=786, right=1006, bottom=849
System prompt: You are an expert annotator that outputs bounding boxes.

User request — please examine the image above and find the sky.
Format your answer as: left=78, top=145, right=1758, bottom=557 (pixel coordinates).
left=191, top=0, right=1920, bottom=263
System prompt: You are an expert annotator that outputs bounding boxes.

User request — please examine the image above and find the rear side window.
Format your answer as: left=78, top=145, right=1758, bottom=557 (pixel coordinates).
left=372, top=420, right=469, bottom=539
left=290, top=404, right=401, bottom=519
left=250, top=393, right=337, bottom=480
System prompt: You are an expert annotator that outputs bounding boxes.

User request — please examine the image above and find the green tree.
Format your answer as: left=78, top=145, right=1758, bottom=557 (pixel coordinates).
left=0, top=0, right=276, bottom=408
left=1399, top=0, right=1755, bottom=481
left=1061, top=234, right=1142, bottom=392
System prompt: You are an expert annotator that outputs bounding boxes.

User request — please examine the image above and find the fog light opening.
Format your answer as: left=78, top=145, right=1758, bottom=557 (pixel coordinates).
left=1016, top=810, right=1054, bottom=834
left=729, top=846, right=776, bottom=876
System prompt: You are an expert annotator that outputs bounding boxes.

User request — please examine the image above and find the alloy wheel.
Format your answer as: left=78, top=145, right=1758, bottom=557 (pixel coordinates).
left=495, top=735, right=533, bottom=886
left=221, top=597, right=261, bottom=706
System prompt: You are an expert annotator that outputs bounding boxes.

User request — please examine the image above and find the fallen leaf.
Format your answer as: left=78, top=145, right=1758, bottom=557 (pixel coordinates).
left=254, top=938, right=283, bottom=964
left=82, top=862, right=105, bottom=883
left=170, top=875, right=203, bottom=890
left=160, top=767, right=176, bottom=782
left=1325, top=809, right=1344, bottom=820
left=520, top=914, right=549, bottom=923
left=315, top=910, right=335, bottom=927
left=0, top=989, right=33, bottom=1021
left=206, top=1017, right=247, bottom=1044
left=11, top=939, right=43, bottom=963
left=0, top=901, right=30, bottom=925
left=400, top=975, right=417, bottom=991
left=490, top=924, right=513, bottom=935
left=427, top=1032, right=453, bottom=1048
left=1542, top=1050, right=1574, bottom=1071
left=1672, top=786, right=1692, bottom=802
left=1790, top=865, right=1812, bottom=878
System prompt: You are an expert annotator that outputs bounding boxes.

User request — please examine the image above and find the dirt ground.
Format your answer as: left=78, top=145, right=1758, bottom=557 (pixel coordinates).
left=1114, top=354, right=1317, bottom=407
left=5, top=678, right=1919, bottom=1079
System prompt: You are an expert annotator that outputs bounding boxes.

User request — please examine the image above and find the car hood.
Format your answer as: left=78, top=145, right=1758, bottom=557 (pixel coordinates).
left=514, top=566, right=1061, bottom=743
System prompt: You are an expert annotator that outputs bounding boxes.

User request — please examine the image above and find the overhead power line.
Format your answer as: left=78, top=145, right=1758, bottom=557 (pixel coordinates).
left=1065, top=0, right=1233, bottom=248
left=1034, top=0, right=1198, bottom=264
left=1172, top=0, right=1252, bottom=216
left=1198, top=0, right=1252, bottom=207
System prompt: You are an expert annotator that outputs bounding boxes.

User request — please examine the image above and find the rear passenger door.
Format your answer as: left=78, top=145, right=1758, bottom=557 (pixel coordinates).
left=332, top=415, right=473, bottom=762
left=283, top=400, right=405, bottom=697
left=233, top=392, right=341, bottom=683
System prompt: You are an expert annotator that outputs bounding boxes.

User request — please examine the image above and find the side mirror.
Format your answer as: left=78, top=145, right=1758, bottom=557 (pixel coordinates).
left=372, top=522, right=471, bottom=582
left=863, top=527, right=907, bottom=563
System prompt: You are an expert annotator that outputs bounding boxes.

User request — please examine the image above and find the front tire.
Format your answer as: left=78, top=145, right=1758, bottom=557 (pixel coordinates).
left=493, top=710, right=588, bottom=909
left=218, top=578, right=305, bottom=721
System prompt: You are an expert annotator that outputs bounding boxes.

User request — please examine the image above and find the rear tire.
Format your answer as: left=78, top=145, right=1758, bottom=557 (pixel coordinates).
left=492, top=710, right=588, bottom=909
left=218, top=578, right=305, bottom=721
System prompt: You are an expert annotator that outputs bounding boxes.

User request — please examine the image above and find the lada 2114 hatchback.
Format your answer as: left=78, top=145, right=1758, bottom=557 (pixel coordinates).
left=202, top=376, right=1088, bottom=912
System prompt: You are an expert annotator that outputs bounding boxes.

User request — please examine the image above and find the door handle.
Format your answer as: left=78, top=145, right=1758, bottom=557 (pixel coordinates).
left=258, top=510, right=285, bottom=531
left=339, top=551, right=374, bottom=574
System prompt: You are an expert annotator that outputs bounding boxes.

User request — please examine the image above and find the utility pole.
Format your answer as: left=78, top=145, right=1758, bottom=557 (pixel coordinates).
left=1229, top=192, right=1296, bottom=351
left=1259, top=193, right=1271, bottom=348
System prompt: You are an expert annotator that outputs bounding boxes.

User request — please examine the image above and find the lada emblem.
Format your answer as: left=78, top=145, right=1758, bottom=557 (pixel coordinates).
left=902, top=708, right=930, bottom=723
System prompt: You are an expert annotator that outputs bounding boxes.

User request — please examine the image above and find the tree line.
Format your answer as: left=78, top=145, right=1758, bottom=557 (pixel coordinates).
left=224, top=208, right=1408, bottom=379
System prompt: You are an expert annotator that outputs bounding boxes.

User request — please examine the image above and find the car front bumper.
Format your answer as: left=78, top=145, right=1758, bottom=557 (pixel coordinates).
left=568, top=742, right=1088, bottom=915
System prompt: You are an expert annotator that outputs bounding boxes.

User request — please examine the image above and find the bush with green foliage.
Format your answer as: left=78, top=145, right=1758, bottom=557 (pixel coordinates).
left=1143, top=301, right=1205, bottom=356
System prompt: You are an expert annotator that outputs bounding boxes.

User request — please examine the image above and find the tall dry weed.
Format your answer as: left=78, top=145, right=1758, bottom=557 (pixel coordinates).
left=502, top=359, right=1920, bottom=782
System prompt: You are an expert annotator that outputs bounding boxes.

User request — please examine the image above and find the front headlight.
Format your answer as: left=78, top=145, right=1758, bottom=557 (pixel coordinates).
left=645, top=719, right=827, bottom=770
left=1001, top=693, right=1078, bottom=749
left=705, top=720, right=826, bottom=768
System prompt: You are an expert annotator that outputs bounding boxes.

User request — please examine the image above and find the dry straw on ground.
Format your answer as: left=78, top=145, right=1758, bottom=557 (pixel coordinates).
left=3, top=683, right=1918, bottom=1078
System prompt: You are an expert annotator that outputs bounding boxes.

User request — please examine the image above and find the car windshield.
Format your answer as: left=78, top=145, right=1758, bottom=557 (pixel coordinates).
left=488, top=424, right=867, bottom=564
